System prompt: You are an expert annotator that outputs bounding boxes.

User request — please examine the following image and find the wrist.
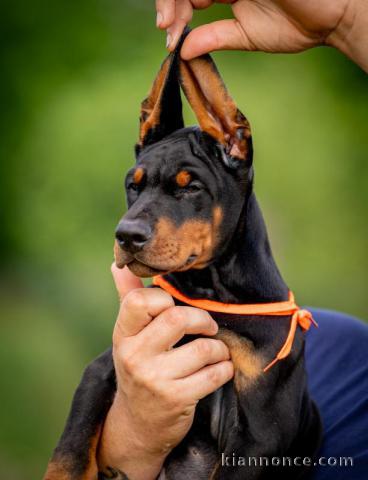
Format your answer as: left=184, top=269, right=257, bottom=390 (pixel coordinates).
left=113, top=391, right=174, bottom=456
left=327, top=0, right=368, bottom=72
left=98, top=393, right=169, bottom=480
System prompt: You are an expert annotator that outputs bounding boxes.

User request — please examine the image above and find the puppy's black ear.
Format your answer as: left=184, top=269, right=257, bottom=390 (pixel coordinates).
left=137, top=35, right=187, bottom=149
left=179, top=54, right=253, bottom=165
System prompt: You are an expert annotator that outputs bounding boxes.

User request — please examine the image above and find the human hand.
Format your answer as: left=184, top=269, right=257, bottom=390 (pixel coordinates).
left=156, top=0, right=368, bottom=71
left=98, top=264, right=233, bottom=480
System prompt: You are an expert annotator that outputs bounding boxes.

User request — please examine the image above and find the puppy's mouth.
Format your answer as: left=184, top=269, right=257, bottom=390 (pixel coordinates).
left=127, top=254, right=198, bottom=277
left=114, top=243, right=198, bottom=277
left=125, top=259, right=165, bottom=277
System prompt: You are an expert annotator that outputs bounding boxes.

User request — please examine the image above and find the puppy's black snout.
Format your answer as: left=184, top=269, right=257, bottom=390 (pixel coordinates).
left=115, top=219, right=152, bottom=253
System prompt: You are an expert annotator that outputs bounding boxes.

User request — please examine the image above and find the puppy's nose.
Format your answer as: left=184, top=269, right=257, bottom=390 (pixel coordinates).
left=115, top=219, right=152, bottom=253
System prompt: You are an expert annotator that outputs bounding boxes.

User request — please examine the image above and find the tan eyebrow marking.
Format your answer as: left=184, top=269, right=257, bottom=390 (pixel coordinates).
left=175, top=170, right=191, bottom=187
left=133, top=167, right=145, bottom=185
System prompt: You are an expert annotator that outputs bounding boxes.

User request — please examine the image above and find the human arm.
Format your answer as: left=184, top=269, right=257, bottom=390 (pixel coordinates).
left=97, top=265, right=234, bottom=480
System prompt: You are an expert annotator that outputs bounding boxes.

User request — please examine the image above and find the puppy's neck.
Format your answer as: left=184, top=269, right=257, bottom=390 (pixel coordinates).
left=165, top=193, right=289, bottom=304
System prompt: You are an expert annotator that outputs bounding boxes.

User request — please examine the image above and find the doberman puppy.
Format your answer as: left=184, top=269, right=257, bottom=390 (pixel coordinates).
left=44, top=33, right=322, bottom=480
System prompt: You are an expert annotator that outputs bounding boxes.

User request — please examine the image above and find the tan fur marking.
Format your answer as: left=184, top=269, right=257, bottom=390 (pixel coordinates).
left=139, top=57, right=170, bottom=144
left=179, top=61, right=224, bottom=143
left=213, top=206, right=223, bottom=231
left=209, top=460, right=221, bottom=480
left=150, top=216, right=215, bottom=270
left=43, top=461, right=70, bottom=480
left=43, top=427, right=101, bottom=480
left=180, top=56, right=251, bottom=161
left=79, top=426, right=101, bottom=480
left=215, top=328, right=263, bottom=391
left=176, top=170, right=191, bottom=187
left=116, top=206, right=223, bottom=277
left=133, top=167, right=144, bottom=185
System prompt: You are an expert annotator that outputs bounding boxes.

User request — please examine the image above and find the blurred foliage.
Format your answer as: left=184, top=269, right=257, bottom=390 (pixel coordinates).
left=0, top=0, right=367, bottom=478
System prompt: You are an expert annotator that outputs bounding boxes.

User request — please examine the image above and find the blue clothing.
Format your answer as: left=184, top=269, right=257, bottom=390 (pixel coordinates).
left=305, top=309, right=368, bottom=479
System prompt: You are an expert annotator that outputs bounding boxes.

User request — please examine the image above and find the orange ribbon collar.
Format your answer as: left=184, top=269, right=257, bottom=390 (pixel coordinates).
left=153, top=275, right=317, bottom=372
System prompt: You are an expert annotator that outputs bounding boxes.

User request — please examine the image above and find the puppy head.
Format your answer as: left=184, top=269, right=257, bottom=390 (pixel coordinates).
left=115, top=39, right=253, bottom=277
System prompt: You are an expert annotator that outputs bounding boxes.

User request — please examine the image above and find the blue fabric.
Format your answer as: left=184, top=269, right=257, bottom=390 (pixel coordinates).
left=305, top=308, right=368, bottom=479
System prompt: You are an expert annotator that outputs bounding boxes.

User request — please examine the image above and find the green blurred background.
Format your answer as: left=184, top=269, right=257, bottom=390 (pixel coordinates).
left=0, top=1, right=367, bottom=478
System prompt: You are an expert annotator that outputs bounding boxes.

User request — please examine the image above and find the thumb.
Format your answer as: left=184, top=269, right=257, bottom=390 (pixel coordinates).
left=111, top=263, right=144, bottom=301
left=181, top=19, right=252, bottom=60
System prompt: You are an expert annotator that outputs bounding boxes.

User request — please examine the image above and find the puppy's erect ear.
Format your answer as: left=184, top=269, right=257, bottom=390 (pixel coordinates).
left=138, top=46, right=184, bottom=149
left=179, top=55, right=252, bottom=165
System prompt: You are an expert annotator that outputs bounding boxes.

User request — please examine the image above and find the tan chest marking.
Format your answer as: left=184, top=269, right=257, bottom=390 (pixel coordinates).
left=215, top=328, right=263, bottom=391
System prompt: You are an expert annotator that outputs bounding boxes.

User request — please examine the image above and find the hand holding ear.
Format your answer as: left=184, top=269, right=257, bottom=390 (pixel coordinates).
left=155, top=0, right=368, bottom=72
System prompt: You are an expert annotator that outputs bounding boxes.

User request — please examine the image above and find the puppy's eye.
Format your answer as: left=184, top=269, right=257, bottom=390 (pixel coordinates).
left=176, top=181, right=203, bottom=196
left=183, top=182, right=202, bottom=193
left=126, top=167, right=145, bottom=193
left=127, top=182, right=139, bottom=192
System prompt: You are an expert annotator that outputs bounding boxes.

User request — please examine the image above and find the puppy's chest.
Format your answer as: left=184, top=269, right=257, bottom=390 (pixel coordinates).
left=177, top=313, right=276, bottom=402
left=177, top=307, right=287, bottom=379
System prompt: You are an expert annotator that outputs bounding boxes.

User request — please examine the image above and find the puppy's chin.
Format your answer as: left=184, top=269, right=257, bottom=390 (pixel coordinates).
left=126, top=257, right=209, bottom=278
left=126, top=259, right=166, bottom=278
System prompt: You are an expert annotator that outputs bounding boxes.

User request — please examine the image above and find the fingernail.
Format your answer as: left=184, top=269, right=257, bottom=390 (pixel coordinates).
left=211, top=321, right=218, bottom=333
left=166, top=32, right=172, bottom=49
left=156, top=11, right=163, bottom=27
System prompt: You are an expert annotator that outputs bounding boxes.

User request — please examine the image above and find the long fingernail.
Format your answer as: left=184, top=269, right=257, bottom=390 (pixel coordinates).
left=156, top=11, right=163, bottom=28
left=166, top=32, right=172, bottom=49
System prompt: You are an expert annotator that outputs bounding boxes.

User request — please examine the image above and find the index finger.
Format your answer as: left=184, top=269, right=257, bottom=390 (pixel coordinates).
left=137, top=305, right=218, bottom=352
left=111, top=263, right=144, bottom=301
left=114, top=287, right=175, bottom=339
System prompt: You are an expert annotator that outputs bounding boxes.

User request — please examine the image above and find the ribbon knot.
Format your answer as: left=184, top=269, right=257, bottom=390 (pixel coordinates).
left=263, top=309, right=318, bottom=372
left=296, top=309, right=318, bottom=331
